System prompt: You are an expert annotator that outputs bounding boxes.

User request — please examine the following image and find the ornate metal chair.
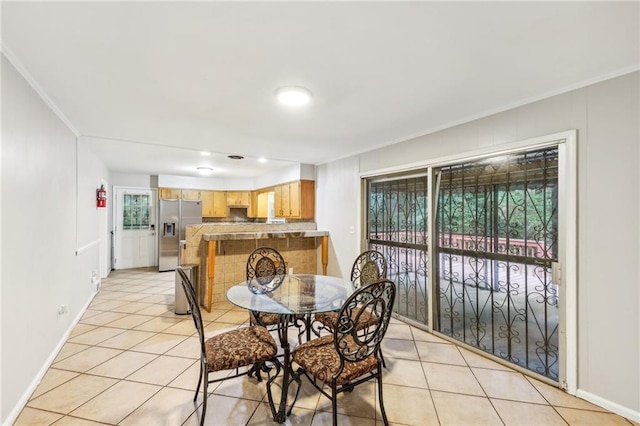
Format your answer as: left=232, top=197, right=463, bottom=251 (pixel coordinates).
left=292, top=279, right=396, bottom=425
left=246, top=246, right=288, bottom=327
left=314, top=250, right=387, bottom=331
left=177, top=268, right=280, bottom=426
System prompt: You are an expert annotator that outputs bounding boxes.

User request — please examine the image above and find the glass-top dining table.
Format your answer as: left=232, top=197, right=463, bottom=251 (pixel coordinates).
left=226, top=274, right=355, bottom=423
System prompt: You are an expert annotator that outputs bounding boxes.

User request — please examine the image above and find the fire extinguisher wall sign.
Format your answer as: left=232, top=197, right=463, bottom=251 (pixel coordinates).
left=97, top=185, right=107, bottom=208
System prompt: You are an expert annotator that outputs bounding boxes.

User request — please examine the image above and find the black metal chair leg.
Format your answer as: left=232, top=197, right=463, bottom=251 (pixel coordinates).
left=194, top=361, right=204, bottom=402
left=248, top=362, right=264, bottom=381
left=332, top=390, right=338, bottom=426
left=377, top=370, right=389, bottom=425
left=378, top=348, right=387, bottom=368
left=200, top=372, right=208, bottom=426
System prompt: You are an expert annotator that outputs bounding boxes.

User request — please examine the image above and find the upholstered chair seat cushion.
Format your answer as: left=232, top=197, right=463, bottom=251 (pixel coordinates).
left=256, top=312, right=281, bottom=325
left=292, top=335, right=378, bottom=385
left=252, top=312, right=305, bottom=326
left=313, top=311, right=338, bottom=329
left=205, top=325, right=278, bottom=372
left=315, top=307, right=378, bottom=331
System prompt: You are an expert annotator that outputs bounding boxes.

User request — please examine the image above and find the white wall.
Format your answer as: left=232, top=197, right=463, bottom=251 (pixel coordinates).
left=316, top=71, right=640, bottom=420
left=254, top=163, right=315, bottom=189
left=157, top=174, right=252, bottom=190
left=315, top=155, right=360, bottom=278
left=155, top=163, right=316, bottom=192
left=111, top=172, right=154, bottom=188
left=1, top=55, right=108, bottom=424
left=111, top=164, right=318, bottom=194
left=77, top=142, right=111, bottom=278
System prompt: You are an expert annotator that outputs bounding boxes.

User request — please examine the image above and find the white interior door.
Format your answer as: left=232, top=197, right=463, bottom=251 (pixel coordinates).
left=114, top=187, right=157, bottom=269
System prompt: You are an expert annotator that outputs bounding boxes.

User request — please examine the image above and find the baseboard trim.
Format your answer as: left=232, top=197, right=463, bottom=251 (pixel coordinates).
left=3, top=291, right=97, bottom=425
left=576, top=389, right=640, bottom=423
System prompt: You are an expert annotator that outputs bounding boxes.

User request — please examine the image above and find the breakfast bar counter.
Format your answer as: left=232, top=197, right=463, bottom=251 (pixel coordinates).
left=203, top=229, right=328, bottom=241
left=182, top=223, right=329, bottom=311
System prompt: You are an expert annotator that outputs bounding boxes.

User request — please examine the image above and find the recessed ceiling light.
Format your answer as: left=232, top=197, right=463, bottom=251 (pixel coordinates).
left=228, top=155, right=244, bottom=160
left=197, top=167, right=213, bottom=175
left=275, top=86, right=312, bottom=107
left=200, top=151, right=211, bottom=156
left=258, top=157, right=267, bottom=163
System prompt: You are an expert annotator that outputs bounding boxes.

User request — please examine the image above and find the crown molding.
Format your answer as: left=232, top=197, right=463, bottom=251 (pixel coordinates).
left=1, top=42, right=80, bottom=136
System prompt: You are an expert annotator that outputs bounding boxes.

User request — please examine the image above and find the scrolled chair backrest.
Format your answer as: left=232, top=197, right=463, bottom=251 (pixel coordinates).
left=350, top=250, right=387, bottom=289
left=246, top=247, right=287, bottom=284
left=333, top=279, right=396, bottom=365
left=177, top=268, right=206, bottom=359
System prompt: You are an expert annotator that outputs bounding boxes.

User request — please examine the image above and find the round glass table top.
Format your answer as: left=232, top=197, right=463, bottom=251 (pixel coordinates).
left=227, top=274, right=354, bottom=315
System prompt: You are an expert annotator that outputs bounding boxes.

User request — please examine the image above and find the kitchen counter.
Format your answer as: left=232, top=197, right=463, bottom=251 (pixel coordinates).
left=202, top=230, right=328, bottom=241
left=183, top=223, right=329, bottom=311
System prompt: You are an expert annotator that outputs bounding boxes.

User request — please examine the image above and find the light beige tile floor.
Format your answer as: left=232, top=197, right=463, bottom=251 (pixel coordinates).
left=14, top=268, right=637, bottom=426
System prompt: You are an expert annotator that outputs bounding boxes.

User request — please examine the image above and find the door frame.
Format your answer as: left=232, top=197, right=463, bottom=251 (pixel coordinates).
left=360, top=130, right=577, bottom=393
left=112, top=186, right=158, bottom=270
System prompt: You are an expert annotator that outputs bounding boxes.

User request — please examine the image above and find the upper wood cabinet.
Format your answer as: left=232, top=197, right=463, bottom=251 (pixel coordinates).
left=226, top=191, right=250, bottom=207
left=158, top=188, right=181, bottom=199
left=161, top=181, right=314, bottom=220
left=181, top=189, right=202, bottom=200
left=248, top=192, right=262, bottom=218
left=250, top=192, right=269, bottom=218
left=274, top=180, right=314, bottom=219
left=202, top=191, right=227, bottom=217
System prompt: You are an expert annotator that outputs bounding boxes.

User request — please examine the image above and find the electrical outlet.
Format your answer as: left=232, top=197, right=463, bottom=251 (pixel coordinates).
left=57, top=304, right=68, bottom=315
left=91, top=271, right=101, bottom=292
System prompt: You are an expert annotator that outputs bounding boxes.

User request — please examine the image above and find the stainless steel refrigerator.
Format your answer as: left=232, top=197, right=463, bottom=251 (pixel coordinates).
left=159, top=199, right=202, bottom=272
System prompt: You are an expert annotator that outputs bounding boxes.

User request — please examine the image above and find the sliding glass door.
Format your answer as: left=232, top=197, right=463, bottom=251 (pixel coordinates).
left=365, top=144, right=565, bottom=382
left=368, top=175, right=429, bottom=325
left=435, top=147, right=559, bottom=380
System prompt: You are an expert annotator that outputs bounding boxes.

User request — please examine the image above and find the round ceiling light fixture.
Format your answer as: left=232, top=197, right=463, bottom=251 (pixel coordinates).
left=275, top=86, right=312, bottom=107
left=197, top=166, right=214, bottom=175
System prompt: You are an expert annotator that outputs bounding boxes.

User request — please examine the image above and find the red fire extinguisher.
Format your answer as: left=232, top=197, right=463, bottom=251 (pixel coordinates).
left=97, top=185, right=107, bottom=208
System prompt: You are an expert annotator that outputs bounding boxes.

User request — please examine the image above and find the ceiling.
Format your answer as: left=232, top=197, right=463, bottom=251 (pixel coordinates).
left=2, top=1, right=638, bottom=179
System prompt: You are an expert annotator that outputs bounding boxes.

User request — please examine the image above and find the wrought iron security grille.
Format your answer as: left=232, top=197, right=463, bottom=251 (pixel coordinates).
left=435, top=147, right=559, bottom=380
left=367, top=175, right=429, bottom=325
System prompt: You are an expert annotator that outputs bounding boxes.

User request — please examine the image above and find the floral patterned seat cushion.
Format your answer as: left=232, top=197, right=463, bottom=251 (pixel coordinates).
left=255, top=312, right=281, bottom=325
left=252, top=312, right=305, bottom=326
left=314, top=307, right=378, bottom=331
left=292, top=335, right=378, bottom=385
left=205, top=325, right=278, bottom=372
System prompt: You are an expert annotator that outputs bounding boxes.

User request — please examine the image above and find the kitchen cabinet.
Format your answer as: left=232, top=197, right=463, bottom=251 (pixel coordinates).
left=247, top=192, right=261, bottom=218
left=250, top=192, right=268, bottom=218
left=181, top=189, right=202, bottom=200
left=159, top=188, right=181, bottom=199
left=202, top=191, right=227, bottom=217
left=274, top=185, right=284, bottom=217
left=274, top=180, right=314, bottom=219
left=226, top=191, right=250, bottom=206
left=161, top=182, right=314, bottom=219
